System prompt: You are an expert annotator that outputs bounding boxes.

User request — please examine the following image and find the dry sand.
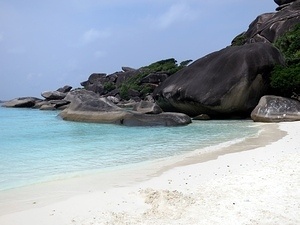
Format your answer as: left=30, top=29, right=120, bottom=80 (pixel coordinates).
left=0, top=121, right=299, bottom=225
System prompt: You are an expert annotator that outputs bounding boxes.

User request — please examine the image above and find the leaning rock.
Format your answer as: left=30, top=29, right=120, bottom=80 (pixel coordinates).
left=251, top=95, right=300, bottom=122
left=133, top=101, right=163, bottom=114
left=2, top=97, right=41, bottom=108
left=154, top=43, right=284, bottom=118
left=41, top=91, right=67, bottom=100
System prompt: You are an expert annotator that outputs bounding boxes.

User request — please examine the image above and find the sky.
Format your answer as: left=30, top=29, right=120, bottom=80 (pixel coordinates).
left=0, top=0, right=277, bottom=100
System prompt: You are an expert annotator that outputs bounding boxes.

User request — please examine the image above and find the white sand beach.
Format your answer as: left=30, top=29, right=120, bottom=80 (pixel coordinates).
left=0, top=121, right=299, bottom=225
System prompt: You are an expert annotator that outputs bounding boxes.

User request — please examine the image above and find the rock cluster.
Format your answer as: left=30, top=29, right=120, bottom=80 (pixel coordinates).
left=2, top=85, right=72, bottom=110
left=80, top=65, right=170, bottom=103
left=59, top=89, right=191, bottom=126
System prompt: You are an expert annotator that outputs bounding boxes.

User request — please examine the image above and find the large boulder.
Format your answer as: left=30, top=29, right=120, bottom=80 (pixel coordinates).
left=154, top=43, right=284, bottom=118
left=251, top=95, right=300, bottom=122
left=2, top=97, right=42, bottom=108
left=232, top=1, right=300, bottom=44
left=60, top=89, right=191, bottom=126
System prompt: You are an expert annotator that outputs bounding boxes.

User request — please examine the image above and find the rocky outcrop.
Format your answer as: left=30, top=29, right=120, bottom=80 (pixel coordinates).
left=60, top=89, right=191, bottom=126
left=2, top=85, right=72, bottom=110
left=154, top=42, right=284, bottom=118
left=251, top=95, right=300, bottom=122
left=232, top=0, right=300, bottom=44
left=2, top=97, right=42, bottom=108
left=80, top=59, right=188, bottom=102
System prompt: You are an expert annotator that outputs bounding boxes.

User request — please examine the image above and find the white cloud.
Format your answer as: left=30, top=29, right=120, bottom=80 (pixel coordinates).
left=82, top=28, right=111, bottom=44
left=157, top=2, right=198, bottom=29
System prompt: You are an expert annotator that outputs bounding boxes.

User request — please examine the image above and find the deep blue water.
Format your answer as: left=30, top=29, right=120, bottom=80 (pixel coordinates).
left=0, top=106, right=259, bottom=191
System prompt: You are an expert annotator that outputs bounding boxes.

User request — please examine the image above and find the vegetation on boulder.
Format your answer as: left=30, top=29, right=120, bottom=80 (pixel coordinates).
left=231, top=32, right=247, bottom=46
left=119, top=58, right=191, bottom=100
left=271, top=23, right=300, bottom=97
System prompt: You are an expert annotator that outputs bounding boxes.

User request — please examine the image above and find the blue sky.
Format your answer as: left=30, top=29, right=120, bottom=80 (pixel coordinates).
left=0, top=0, right=277, bottom=100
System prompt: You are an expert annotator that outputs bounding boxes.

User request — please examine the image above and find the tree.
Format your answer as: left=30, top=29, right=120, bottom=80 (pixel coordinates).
left=270, top=23, right=300, bottom=97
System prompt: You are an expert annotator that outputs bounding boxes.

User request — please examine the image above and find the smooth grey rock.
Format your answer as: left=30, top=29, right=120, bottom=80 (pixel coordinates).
left=41, top=91, right=67, bottom=100
left=120, top=112, right=191, bottom=126
left=154, top=43, right=284, bottom=118
left=2, top=97, right=41, bottom=108
left=132, top=101, right=163, bottom=114
left=251, top=95, right=300, bottom=122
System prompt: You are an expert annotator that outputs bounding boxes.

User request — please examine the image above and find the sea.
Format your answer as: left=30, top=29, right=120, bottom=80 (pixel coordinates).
left=0, top=105, right=260, bottom=192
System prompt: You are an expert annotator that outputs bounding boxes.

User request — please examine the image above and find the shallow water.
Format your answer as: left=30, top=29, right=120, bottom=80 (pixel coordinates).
left=0, top=106, right=259, bottom=191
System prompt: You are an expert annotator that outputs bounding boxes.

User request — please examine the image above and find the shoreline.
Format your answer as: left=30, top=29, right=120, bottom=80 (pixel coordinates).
left=0, top=121, right=299, bottom=224
left=0, top=122, right=274, bottom=214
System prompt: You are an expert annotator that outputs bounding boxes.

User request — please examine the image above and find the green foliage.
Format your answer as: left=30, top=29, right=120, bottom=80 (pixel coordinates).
left=270, top=23, right=300, bottom=97
left=119, top=58, right=191, bottom=100
left=274, top=24, right=300, bottom=64
left=271, top=64, right=300, bottom=95
left=103, top=82, right=115, bottom=93
left=231, top=33, right=247, bottom=46
left=180, top=60, right=193, bottom=67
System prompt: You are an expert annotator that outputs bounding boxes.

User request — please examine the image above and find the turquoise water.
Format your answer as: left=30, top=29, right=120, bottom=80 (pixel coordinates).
left=0, top=106, right=259, bottom=191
